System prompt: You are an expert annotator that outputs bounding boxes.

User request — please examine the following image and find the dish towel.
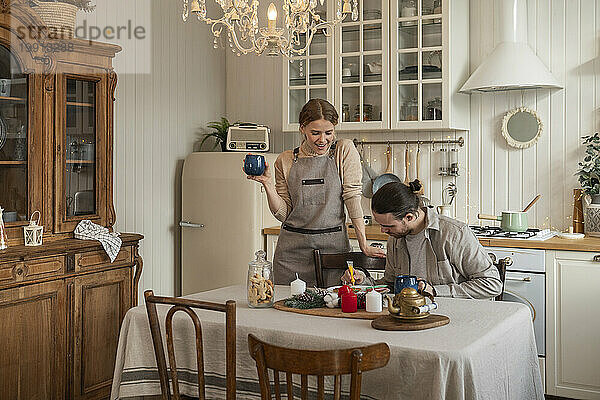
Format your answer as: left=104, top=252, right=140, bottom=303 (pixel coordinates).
left=74, top=220, right=122, bottom=262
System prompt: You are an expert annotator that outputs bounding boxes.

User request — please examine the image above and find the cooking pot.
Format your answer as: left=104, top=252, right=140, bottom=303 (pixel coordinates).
left=477, top=211, right=528, bottom=232
left=372, top=145, right=401, bottom=195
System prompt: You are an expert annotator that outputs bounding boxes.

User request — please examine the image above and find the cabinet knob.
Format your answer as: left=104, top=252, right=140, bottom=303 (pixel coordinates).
left=593, top=255, right=600, bottom=262
left=16, top=267, right=23, bottom=275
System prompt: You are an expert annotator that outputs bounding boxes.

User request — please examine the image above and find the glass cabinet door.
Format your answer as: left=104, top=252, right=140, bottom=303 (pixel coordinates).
left=0, top=45, right=29, bottom=226
left=337, top=0, right=388, bottom=129
left=284, top=1, right=331, bottom=130
left=64, top=78, right=97, bottom=219
left=394, top=0, right=443, bottom=126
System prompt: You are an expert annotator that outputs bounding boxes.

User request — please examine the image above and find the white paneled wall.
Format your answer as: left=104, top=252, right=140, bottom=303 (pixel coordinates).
left=79, top=1, right=226, bottom=298
left=226, top=0, right=600, bottom=230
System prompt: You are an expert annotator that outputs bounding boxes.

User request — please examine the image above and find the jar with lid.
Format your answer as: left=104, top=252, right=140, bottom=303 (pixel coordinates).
left=342, top=103, right=351, bottom=122
left=363, top=104, right=373, bottom=121
left=247, top=250, right=274, bottom=308
left=401, top=97, right=419, bottom=121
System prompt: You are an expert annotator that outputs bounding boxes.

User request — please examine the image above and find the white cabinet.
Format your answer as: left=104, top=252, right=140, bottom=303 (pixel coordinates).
left=334, top=0, right=390, bottom=130
left=282, top=0, right=469, bottom=131
left=390, top=0, right=470, bottom=130
left=546, top=250, right=600, bottom=399
left=283, top=2, right=333, bottom=132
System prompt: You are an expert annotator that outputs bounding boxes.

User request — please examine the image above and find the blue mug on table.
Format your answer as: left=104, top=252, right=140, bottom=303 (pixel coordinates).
left=244, top=154, right=266, bottom=176
left=394, top=275, right=427, bottom=294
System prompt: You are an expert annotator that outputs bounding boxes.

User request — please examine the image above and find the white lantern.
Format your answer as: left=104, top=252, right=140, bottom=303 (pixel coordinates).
left=23, top=211, right=43, bottom=246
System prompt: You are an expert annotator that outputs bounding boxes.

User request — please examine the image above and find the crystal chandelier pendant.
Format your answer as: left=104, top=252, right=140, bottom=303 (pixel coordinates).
left=183, top=0, right=357, bottom=57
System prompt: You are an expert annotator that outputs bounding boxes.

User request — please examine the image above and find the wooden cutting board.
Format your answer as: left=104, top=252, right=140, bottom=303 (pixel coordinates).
left=371, top=314, right=450, bottom=331
left=273, top=300, right=387, bottom=320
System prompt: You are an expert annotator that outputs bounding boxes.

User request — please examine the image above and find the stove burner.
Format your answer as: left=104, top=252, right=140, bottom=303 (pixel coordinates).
left=469, top=226, right=541, bottom=239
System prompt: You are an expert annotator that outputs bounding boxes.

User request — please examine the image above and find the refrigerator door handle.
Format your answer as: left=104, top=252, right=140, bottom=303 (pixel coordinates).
left=179, top=221, right=205, bottom=229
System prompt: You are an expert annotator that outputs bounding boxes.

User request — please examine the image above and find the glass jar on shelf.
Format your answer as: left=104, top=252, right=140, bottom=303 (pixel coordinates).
left=401, top=0, right=417, bottom=22
left=363, top=104, right=373, bottom=121
left=342, top=103, right=351, bottom=122
left=400, top=97, right=419, bottom=121
left=247, top=250, right=274, bottom=308
left=426, top=97, right=442, bottom=120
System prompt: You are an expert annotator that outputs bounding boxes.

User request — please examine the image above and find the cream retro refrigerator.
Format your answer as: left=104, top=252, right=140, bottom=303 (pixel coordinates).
left=180, top=152, right=279, bottom=295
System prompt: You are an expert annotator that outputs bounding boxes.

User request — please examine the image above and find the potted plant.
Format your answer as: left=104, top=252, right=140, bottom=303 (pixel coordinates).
left=200, top=117, right=232, bottom=152
left=577, top=132, right=600, bottom=204
left=31, top=0, right=95, bottom=38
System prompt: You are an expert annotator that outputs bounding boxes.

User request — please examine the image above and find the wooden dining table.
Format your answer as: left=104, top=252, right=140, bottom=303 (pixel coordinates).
left=111, top=285, right=543, bottom=399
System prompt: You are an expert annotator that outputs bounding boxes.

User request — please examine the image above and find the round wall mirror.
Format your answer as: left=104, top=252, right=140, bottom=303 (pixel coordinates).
left=501, top=107, right=543, bottom=149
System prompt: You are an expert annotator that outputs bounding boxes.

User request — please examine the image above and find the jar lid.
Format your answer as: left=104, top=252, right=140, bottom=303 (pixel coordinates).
left=249, top=249, right=272, bottom=268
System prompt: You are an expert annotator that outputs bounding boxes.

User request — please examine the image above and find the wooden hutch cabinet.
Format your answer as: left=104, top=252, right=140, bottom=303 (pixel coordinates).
left=0, top=2, right=143, bottom=399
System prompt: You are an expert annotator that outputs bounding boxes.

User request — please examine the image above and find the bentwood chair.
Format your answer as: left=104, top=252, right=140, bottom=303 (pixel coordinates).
left=488, top=253, right=513, bottom=301
left=247, top=334, right=390, bottom=400
left=144, top=290, right=236, bottom=400
left=313, top=249, right=387, bottom=288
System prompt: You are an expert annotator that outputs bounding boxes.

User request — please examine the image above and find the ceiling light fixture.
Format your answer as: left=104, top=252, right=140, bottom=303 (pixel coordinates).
left=182, top=0, right=358, bottom=57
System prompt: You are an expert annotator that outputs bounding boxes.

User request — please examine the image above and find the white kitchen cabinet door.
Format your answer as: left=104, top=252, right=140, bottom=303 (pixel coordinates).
left=546, top=250, right=600, bottom=399
left=334, top=0, right=390, bottom=130
left=282, top=1, right=333, bottom=132
left=390, top=0, right=470, bottom=130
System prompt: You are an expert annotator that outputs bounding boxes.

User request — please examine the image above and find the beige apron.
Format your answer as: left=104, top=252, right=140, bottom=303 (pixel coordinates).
left=273, top=142, right=351, bottom=287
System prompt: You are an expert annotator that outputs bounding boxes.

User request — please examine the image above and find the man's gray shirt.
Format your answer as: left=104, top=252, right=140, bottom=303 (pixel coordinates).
left=373, top=207, right=502, bottom=299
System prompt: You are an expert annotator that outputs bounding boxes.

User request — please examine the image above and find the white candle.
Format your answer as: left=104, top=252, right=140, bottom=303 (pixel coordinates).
left=365, top=289, right=382, bottom=313
left=290, top=274, right=306, bottom=296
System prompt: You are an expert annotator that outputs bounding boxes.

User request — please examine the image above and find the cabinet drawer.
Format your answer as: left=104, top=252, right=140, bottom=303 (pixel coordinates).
left=23, top=256, right=65, bottom=280
left=0, top=256, right=64, bottom=285
left=0, top=261, right=24, bottom=284
left=75, top=246, right=133, bottom=270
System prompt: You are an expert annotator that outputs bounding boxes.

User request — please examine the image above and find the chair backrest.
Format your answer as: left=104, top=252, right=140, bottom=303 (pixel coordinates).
left=488, top=253, right=512, bottom=301
left=247, top=334, right=390, bottom=400
left=313, top=249, right=387, bottom=288
left=144, top=290, right=236, bottom=400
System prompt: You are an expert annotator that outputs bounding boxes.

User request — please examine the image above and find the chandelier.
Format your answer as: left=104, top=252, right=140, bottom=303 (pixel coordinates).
left=182, top=0, right=359, bottom=57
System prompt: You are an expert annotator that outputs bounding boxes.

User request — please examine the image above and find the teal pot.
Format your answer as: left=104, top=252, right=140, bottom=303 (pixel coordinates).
left=477, top=211, right=528, bottom=232
left=591, top=194, right=600, bottom=205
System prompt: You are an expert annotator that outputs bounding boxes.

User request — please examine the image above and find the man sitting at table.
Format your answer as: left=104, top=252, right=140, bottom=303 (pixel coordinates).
left=342, top=182, right=502, bottom=299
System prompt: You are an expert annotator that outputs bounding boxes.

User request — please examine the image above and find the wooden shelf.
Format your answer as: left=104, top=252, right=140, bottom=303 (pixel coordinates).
left=0, top=160, right=27, bottom=165
left=0, top=95, right=26, bottom=103
left=67, top=101, right=94, bottom=107
left=66, top=159, right=94, bottom=164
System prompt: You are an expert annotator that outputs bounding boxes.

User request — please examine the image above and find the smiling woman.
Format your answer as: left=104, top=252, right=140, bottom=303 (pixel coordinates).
left=245, top=98, right=385, bottom=287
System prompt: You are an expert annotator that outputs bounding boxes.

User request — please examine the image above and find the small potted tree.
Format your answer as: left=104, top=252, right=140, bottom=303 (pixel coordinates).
left=200, top=117, right=232, bottom=152
left=577, top=132, right=600, bottom=236
left=30, top=0, right=95, bottom=38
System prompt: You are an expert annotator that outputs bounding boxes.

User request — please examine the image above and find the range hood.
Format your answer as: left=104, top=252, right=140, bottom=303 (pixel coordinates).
left=460, top=0, right=562, bottom=93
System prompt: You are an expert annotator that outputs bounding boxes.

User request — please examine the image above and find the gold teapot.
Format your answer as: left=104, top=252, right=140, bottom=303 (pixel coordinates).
left=387, top=288, right=434, bottom=320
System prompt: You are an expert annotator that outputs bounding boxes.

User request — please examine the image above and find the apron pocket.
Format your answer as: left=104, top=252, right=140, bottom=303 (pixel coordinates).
left=301, top=178, right=326, bottom=206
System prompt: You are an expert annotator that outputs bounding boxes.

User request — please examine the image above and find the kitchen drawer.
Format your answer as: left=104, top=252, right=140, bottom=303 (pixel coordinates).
left=0, top=261, right=24, bottom=285
left=0, top=256, right=65, bottom=285
left=75, top=246, right=133, bottom=271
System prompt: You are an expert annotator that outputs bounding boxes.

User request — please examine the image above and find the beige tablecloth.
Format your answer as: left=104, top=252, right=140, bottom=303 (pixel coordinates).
left=111, top=285, right=543, bottom=400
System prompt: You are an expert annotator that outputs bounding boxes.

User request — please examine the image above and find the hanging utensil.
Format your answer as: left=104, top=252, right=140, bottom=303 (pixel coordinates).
left=359, top=143, right=377, bottom=198
left=372, top=144, right=401, bottom=194
left=522, top=194, right=541, bottom=212
left=415, top=142, right=424, bottom=195
left=403, top=142, right=410, bottom=185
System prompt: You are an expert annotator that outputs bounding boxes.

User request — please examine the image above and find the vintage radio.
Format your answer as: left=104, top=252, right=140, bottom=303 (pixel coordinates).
left=226, top=123, right=269, bottom=152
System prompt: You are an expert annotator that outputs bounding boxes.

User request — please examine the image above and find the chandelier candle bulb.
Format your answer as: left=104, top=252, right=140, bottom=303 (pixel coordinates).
left=365, top=289, right=382, bottom=313
left=290, top=273, right=306, bottom=296
left=267, top=3, right=277, bottom=32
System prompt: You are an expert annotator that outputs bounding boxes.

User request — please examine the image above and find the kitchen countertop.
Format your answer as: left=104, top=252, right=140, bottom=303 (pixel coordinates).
left=263, top=225, right=600, bottom=252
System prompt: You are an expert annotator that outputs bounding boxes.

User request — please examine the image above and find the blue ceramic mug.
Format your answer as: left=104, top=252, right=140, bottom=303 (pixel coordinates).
left=244, top=154, right=266, bottom=176
left=394, top=275, right=427, bottom=294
